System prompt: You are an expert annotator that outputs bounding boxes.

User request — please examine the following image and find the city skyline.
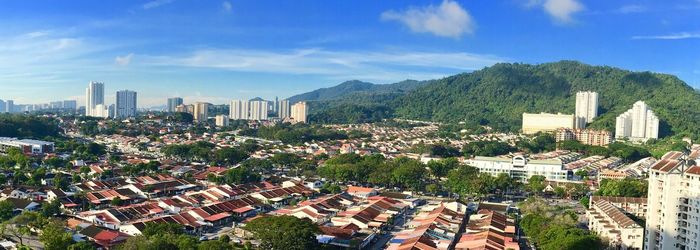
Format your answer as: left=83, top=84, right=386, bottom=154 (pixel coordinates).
left=1, top=1, right=700, bottom=107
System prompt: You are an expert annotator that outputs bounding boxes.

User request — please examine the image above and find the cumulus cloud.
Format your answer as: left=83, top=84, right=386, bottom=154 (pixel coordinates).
left=632, top=32, right=700, bottom=40
left=222, top=1, right=232, bottom=13
left=115, top=53, right=134, bottom=66
left=527, top=0, right=584, bottom=24
left=381, top=0, right=475, bottom=39
left=143, top=0, right=173, bottom=10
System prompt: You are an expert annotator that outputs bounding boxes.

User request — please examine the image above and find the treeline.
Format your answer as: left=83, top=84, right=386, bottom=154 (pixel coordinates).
left=239, top=123, right=350, bottom=144
left=558, top=140, right=651, bottom=162
left=595, top=178, right=647, bottom=197
left=0, top=114, right=60, bottom=138
left=161, top=141, right=252, bottom=165
left=318, top=154, right=520, bottom=197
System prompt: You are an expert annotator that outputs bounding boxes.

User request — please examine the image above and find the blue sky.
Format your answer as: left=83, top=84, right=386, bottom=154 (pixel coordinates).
left=1, top=0, right=699, bottom=107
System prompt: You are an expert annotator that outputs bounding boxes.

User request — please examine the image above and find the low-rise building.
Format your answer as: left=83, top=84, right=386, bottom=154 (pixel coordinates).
left=587, top=199, right=644, bottom=250
left=466, top=155, right=571, bottom=181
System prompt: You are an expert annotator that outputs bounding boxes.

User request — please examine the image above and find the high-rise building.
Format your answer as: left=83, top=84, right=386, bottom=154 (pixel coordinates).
left=615, top=101, right=659, bottom=141
left=193, top=102, right=209, bottom=122
left=278, top=99, right=290, bottom=118
left=249, top=100, right=269, bottom=120
left=575, top=91, right=599, bottom=129
left=85, top=81, right=105, bottom=117
left=274, top=96, right=279, bottom=112
left=522, top=112, right=575, bottom=134
left=5, top=100, right=14, bottom=113
left=167, top=97, right=183, bottom=113
left=0, top=99, right=5, bottom=113
left=645, top=150, right=700, bottom=250
left=116, top=90, right=137, bottom=118
left=229, top=100, right=248, bottom=120
left=291, top=101, right=308, bottom=123
left=63, top=100, right=77, bottom=110
left=215, top=115, right=230, bottom=127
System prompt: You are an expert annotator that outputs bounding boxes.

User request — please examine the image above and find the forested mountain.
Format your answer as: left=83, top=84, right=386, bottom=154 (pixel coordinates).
left=288, top=79, right=427, bottom=103
left=301, top=61, right=700, bottom=139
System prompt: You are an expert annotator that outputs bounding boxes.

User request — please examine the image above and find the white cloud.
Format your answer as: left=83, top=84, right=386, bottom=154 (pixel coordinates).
left=619, top=4, right=647, bottom=14
left=632, top=32, right=700, bottom=40
left=143, top=0, right=174, bottom=10
left=381, top=0, right=475, bottom=39
left=526, top=0, right=584, bottom=24
left=139, top=48, right=506, bottom=82
left=115, top=53, right=134, bottom=66
left=222, top=1, right=232, bottom=13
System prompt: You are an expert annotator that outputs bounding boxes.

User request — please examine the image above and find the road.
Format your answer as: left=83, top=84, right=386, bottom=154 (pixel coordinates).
left=367, top=207, right=417, bottom=250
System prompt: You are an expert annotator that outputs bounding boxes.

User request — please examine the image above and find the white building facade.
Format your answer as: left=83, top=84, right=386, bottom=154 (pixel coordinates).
left=291, top=101, right=308, bottom=123
left=85, top=81, right=107, bottom=118
left=466, top=155, right=570, bottom=182
left=575, top=91, right=599, bottom=129
left=615, top=101, right=659, bottom=141
left=522, top=112, right=575, bottom=134
left=645, top=150, right=700, bottom=250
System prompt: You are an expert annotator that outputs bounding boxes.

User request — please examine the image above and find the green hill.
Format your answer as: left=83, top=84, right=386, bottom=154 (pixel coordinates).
left=302, top=61, right=700, bottom=139
left=288, top=79, right=427, bottom=103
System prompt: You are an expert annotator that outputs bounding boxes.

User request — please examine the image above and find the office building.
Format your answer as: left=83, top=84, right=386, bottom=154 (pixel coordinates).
left=85, top=81, right=106, bottom=117
left=167, top=97, right=183, bottom=112
left=522, top=112, right=575, bottom=134
left=116, top=90, right=137, bottom=118
left=193, top=102, right=209, bottom=122
left=466, top=155, right=570, bottom=182
left=249, top=100, right=268, bottom=120
left=645, top=150, right=700, bottom=250
left=586, top=199, right=644, bottom=250
left=555, top=128, right=612, bottom=146
left=274, top=96, right=279, bottom=112
left=575, top=91, right=599, bottom=129
left=0, top=100, right=5, bottom=113
left=291, top=101, right=308, bottom=123
left=215, top=115, right=230, bottom=127
left=63, top=100, right=77, bottom=110
left=615, top=101, right=659, bottom=141
left=278, top=99, right=290, bottom=118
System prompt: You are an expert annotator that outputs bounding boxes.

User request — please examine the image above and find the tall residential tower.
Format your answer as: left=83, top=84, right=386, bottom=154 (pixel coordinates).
left=167, top=97, right=183, bottom=112
left=85, top=81, right=108, bottom=118
left=116, top=90, right=137, bottom=118
left=615, top=101, right=659, bottom=141
left=575, top=91, right=599, bottom=129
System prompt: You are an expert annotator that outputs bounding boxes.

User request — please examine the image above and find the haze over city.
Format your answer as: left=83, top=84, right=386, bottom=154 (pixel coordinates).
left=1, top=0, right=700, bottom=106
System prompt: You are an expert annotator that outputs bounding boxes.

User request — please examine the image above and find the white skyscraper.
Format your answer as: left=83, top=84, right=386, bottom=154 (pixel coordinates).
left=116, top=90, right=137, bottom=118
left=615, top=101, right=659, bottom=141
left=229, top=100, right=249, bottom=120
left=249, top=100, right=269, bottom=120
left=646, top=150, right=700, bottom=250
left=85, top=81, right=105, bottom=117
left=575, top=91, right=598, bottom=129
left=291, top=102, right=308, bottom=123
left=278, top=99, right=291, bottom=118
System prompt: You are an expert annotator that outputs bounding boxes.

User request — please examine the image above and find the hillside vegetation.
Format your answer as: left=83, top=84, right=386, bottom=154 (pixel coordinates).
left=296, top=61, right=700, bottom=139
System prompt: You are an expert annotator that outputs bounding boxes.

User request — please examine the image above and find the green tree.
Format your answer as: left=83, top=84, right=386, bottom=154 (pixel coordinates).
left=0, top=200, right=14, bottom=221
left=40, top=219, right=74, bottom=250
left=68, top=241, right=97, bottom=250
left=244, top=216, right=321, bottom=250
left=527, top=175, right=547, bottom=195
